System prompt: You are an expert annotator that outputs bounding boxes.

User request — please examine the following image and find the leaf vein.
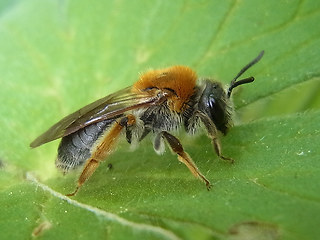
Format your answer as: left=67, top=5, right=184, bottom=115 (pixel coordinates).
left=249, top=178, right=320, bottom=204
left=26, top=172, right=181, bottom=240
left=193, top=1, right=238, bottom=67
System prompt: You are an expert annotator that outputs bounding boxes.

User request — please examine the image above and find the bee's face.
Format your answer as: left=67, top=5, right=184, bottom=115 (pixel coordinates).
left=198, top=80, right=231, bottom=134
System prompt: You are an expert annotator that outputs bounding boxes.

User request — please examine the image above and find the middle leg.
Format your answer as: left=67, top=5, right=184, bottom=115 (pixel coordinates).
left=156, top=131, right=211, bottom=190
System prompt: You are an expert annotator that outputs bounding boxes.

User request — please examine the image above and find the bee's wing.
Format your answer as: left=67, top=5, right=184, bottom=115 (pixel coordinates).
left=30, top=86, right=160, bottom=148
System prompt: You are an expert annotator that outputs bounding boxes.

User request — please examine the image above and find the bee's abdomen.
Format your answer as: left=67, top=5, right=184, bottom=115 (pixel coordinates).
left=56, top=119, right=115, bottom=172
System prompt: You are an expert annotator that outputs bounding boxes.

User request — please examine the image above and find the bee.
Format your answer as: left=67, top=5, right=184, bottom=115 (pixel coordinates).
left=30, top=51, right=264, bottom=196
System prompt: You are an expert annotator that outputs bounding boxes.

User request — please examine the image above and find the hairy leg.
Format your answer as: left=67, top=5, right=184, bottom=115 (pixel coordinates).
left=66, top=115, right=136, bottom=196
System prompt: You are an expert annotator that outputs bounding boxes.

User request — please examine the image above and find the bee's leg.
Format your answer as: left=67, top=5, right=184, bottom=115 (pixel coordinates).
left=66, top=114, right=136, bottom=196
left=158, top=131, right=211, bottom=190
left=196, top=111, right=234, bottom=163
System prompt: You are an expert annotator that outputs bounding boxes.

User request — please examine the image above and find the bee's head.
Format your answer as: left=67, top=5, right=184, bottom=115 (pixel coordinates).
left=198, top=51, right=264, bottom=134
left=198, top=80, right=231, bottom=134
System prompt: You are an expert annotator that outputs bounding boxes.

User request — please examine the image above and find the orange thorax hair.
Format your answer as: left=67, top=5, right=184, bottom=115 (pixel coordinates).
left=132, top=66, right=197, bottom=112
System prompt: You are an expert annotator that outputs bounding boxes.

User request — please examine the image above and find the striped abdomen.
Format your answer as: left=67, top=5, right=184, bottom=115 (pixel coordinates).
left=56, top=119, right=115, bottom=172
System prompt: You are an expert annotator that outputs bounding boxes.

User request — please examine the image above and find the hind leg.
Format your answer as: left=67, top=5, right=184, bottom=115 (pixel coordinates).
left=67, top=115, right=136, bottom=196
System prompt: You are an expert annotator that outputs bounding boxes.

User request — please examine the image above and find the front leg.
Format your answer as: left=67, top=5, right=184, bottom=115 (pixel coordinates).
left=196, top=111, right=234, bottom=163
left=155, top=131, right=211, bottom=190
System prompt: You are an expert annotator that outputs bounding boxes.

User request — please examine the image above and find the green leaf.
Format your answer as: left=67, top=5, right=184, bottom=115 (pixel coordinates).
left=1, top=0, right=319, bottom=239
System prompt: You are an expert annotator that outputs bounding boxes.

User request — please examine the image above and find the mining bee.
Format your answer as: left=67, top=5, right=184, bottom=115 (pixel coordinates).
left=30, top=51, right=264, bottom=196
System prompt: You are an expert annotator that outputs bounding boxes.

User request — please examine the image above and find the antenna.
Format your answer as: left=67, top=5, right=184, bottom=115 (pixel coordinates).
left=227, top=50, right=264, bottom=98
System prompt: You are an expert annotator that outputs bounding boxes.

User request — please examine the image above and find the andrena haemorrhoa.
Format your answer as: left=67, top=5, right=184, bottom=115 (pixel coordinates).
left=31, top=51, right=264, bottom=196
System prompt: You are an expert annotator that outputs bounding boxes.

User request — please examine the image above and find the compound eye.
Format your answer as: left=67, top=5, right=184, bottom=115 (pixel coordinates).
left=208, top=94, right=216, bottom=108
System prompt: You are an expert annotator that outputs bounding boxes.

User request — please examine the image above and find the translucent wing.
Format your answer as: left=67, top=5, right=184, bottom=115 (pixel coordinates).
left=30, top=86, right=161, bottom=148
